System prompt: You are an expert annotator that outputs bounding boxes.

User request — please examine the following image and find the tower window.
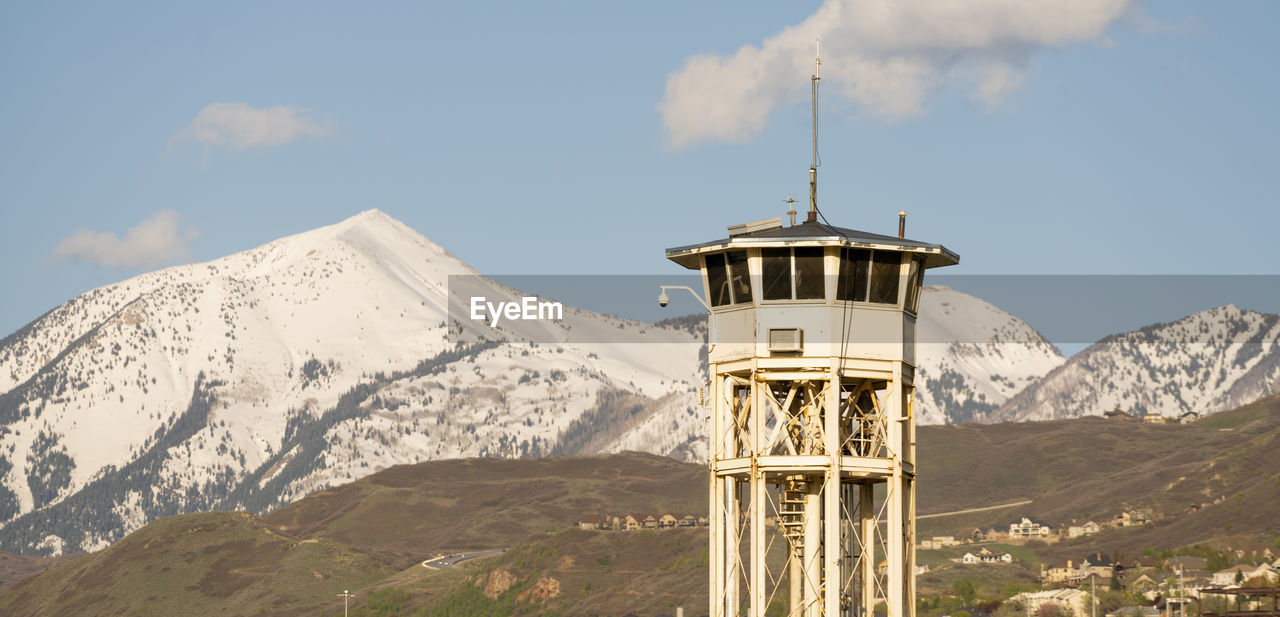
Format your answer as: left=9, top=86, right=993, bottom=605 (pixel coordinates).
left=761, top=248, right=791, bottom=301
left=794, top=247, right=825, bottom=299
left=869, top=253, right=901, bottom=304
left=706, top=251, right=753, bottom=307
left=761, top=247, right=827, bottom=301
left=838, top=248, right=902, bottom=306
left=905, top=258, right=923, bottom=313
left=837, top=248, right=871, bottom=302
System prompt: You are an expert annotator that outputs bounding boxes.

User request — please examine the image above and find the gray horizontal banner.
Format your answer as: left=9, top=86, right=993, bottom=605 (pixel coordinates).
left=446, top=275, right=1280, bottom=348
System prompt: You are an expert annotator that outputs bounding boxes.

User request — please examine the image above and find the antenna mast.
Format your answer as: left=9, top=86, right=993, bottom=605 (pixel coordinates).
left=808, top=40, right=821, bottom=223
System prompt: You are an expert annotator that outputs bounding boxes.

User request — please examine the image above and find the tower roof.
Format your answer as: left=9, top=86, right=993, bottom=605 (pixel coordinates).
left=665, top=220, right=959, bottom=270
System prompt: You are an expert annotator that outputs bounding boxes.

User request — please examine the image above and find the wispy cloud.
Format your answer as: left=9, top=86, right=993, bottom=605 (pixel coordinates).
left=171, top=102, right=328, bottom=150
left=52, top=210, right=197, bottom=269
left=660, top=0, right=1133, bottom=149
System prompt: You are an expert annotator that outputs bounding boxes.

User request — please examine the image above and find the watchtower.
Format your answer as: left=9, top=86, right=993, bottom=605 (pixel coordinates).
left=664, top=213, right=958, bottom=617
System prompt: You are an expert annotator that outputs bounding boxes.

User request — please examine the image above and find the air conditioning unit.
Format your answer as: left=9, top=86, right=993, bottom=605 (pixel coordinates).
left=768, top=328, right=803, bottom=353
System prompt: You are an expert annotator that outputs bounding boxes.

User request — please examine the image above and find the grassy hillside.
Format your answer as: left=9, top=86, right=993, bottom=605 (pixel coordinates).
left=3, top=398, right=1279, bottom=616
left=916, top=394, right=1280, bottom=560
left=263, top=453, right=705, bottom=568
left=0, top=551, right=74, bottom=588
left=0, top=511, right=397, bottom=617
left=0, top=452, right=708, bottom=617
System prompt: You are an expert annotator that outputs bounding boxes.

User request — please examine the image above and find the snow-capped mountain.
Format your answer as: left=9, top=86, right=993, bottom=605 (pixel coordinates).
left=0, top=210, right=704, bottom=554
left=986, top=304, right=1280, bottom=423
left=0, top=210, right=1175, bottom=556
left=913, top=286, right=1065, bottom=424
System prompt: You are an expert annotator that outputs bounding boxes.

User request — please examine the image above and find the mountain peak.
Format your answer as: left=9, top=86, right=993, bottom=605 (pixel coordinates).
left=340, top=208, right=395, bottom=228
left=316, top=208, right=406, bottom=240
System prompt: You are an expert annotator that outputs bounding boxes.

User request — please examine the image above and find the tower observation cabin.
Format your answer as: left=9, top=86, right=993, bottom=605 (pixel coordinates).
left=664, top=213, right=958, bottom=617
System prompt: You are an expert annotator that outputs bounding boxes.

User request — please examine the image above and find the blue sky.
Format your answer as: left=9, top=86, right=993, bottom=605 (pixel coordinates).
left=1, top=1, right=1277, bottom=338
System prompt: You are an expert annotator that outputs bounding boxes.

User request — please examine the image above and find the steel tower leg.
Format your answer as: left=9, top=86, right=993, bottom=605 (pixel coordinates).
left=860, top=483, right=875, bottom=617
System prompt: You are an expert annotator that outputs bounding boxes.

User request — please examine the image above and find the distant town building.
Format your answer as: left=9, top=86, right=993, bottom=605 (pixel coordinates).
left=576, top=512, right=707, bottom=532
left=1212, top=563, right=1280, bottom=586
left=1067, top=521, right=1101, bottom=539
left=1141, top=413, right=1167, bottom=424
left=1042, top=560, right=1079, bottom=585
left=1085, top=553, right=1116, bottom=584
left=1116, top=511, right=1152, bottom=527
left=1212, top=565, right=1255, bottom=586
left=577, top=515, right=606, bottom=530
left=1012, top=589, right=1092, bottom=617
left=1256, top=563, right=1280, bottom=583
left=921, top=536, right=960, bottom=550
left=1127, top=574, right=1158, bottom=595
left=1177, top=411, right=1199, bottom=424
left=962, top=548, right=1013, bottom=564
left=1010, top=517, right=1052, bottom=539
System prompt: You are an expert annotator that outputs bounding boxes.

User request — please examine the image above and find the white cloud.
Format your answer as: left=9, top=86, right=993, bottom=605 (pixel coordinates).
left=171, top=102, right=328, bottom=150
left=52, top=210, right=196, bottom=269
left=660, top=0, right=1132, bottom=148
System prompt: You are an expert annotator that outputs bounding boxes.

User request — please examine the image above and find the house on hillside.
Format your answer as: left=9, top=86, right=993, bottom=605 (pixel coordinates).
left=1115, top=511, right=1152, bottom=527
left=1012, top=589, right=1092, bottom=617
left=962, top=548, right=1013, bottom=564
left=921, top=536, right=960, bottom=550
left=577, top=515, right=606, bottom=530
left=679, top=514, right=697, bottom=527
left=1010, top=517, right=1052, bottom=539
left=658, top=514, right=677, bottom=528
left=643, top=514, right=658, bottom=529
left=1177, top=411, right=1199, bottom=424
left=1043, top=555, right=1116, bottom=586
left=623, top=514, right=641, bottom=531
left=1104, top=408, right=1134, bottom=420
left=1067, top=522, right=1102, bottom=538
left=1244, top=563, right=1280, bottom=585
left=1043, top=560, right=1080, bottom=585
left=1127, top=574, right=1158, bottom=596
left=1082, top=553, right=1116, bottom=580
left=1211, top=565, right=1256, bottom=586
left=1141, top=413, right=1168, bottom=424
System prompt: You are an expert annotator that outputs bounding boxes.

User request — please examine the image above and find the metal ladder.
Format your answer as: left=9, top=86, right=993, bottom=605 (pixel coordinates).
left=780, top=478, right=808, bottom=553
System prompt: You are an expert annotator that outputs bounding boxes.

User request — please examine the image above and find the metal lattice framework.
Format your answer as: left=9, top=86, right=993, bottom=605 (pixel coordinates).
left=709, top=364, right=916, bottom=617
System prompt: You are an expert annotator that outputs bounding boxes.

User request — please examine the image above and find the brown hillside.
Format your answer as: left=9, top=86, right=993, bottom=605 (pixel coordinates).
left=264, top=452, right=705, bottom=567
left=917, top=394, right=1280, bottom=557
left=5, top=400, right=1280, bottom=616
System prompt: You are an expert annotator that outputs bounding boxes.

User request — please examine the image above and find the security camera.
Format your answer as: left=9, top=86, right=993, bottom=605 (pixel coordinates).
left=657, top=291, right=670, bottom=308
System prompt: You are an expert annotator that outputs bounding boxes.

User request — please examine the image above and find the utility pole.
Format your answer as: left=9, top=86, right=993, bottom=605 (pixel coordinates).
left=337, top=589, right=353, bottom=617
left=1092, top=575, right=1098, bottom=617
